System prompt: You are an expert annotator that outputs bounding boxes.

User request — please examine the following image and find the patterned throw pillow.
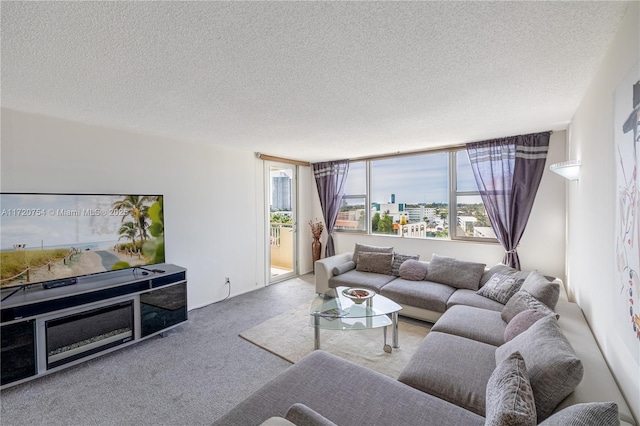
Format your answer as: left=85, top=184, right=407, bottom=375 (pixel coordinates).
left=485, top=351, right=537, bottom=426
left=480, top=264, right=531, bottom=287
left=521, top=271, right=560, bottom=310
left=391, top=252, right=420, bottom=276
left=355, top=252, right=393, bottom=275
left=477, top=273, right=525, bottom=304
left=501, top=291, right=558, bottom=323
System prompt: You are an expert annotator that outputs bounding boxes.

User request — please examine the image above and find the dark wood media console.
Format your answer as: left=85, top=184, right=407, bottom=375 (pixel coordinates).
left=0, top=263, right=187, bottom=388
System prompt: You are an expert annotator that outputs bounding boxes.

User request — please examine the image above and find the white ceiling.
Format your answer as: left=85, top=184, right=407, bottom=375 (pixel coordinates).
left=1, top=1, right=629, bottom=162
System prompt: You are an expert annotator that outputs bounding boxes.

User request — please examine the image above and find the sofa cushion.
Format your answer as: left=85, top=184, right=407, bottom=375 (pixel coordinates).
left=353, top=243, right=393, bottom=265
left=391, top=252, right=420, bottom=276
left=431, top=305, right=506, bottom=347
left=447, top=289, right=505, bottom=312
left=504, top=309, right=550, bottom=342
left=399, top=259, right=428, bottom=281
left=213, top=350, right=486, bottom=426
left=477, top=273, right=525, bottom=304
left=332, top=261, right=356, bottom=276
left=538, top=402, right=619, bottom=426
left=495, top=316, right=584, bottom=422
left=501, top=291, right=557, bottom=323
left=355, top=252, right=393, bottom=275
left=480, top=264, right=531, bottom=287
left=426, top=254, right=486, bottom=290
left=398, top=331, right=497, bottom=416
left=380, top=279, right=455, bottom=313
left=260, top=418, right=296, bottom=426
left=521, top=271, right=560, bottom=309
left=285, top=403, right=338, bottom=426
left=329, top=270, right=397, bottom=293
left=485, top=351, right=537, bottom=426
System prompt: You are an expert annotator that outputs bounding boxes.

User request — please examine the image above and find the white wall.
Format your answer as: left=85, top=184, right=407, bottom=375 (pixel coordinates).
left=327, top=130, right=567, bottom=281
left=567, top=2, right=639, bottom=421
left=0, top=108, right=290, bottom=310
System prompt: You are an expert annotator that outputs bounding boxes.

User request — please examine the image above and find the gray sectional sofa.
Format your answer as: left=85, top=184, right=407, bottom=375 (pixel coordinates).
left=213, top=245, right=636, bottom=426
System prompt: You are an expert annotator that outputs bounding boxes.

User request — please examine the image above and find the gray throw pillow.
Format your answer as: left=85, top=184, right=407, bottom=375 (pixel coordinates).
left=485, top=351, right=537, bottom=426
left=399, top=259, right=428, bottom=281
left=352, top=243, right=393, bottom=265
left=477, top=273, right=525, bottom=304
left=425, top=254, right=486, bottom=290
left=480, top=264, right=531, bottom=287
left=501, top=290, right=557, bottom=323
left=355, top=252, right=393, bottom=275
left=285, top=403, right=338, bottom=426
left=521, top=271, right=560, bottom=309
left=496, top=316, right=584, bottom=422
left=537, top=402, right=619, bottom=426
left=332, top=261, right=356, bottom=276
left=504, top=309, right=551, bottom=342
left=391, top=252, right=420, bottom=276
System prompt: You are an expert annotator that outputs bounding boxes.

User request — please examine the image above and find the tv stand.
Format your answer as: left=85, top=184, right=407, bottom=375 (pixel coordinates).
left=0, top=264, right=187, bottom=388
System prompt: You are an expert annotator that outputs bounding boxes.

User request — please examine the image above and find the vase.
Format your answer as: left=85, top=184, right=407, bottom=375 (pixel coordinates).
left=312, top=238, right=322, bottom=272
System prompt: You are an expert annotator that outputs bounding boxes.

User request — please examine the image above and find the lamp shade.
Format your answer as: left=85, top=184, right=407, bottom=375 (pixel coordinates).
left=550, top=160, right=581, bottom=180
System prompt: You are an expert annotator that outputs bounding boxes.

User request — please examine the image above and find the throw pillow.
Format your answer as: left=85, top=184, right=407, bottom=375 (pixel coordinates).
left=480, top=264, right=531, bottom=287
left=504, top=309, right=550, bottom=342
left=425, top=254, right=486, bottom=290
left=352, top=243, right=393, bottom=265
left=477, top=273, right=525, bottom=304
left=485, top=351, right=537, bottom=426
left=521, top=271, right=561, bottom=310
left=501, top=290, right=558, bottom=323
left=332, top=261, right=356, bottom=276
left=537, top=402, right=619, bottom=426
left=355, top=252, right=393, bottom=275
left=391, top=252, right=420, bottom=276
left=285, top=403, right=339, bottom=426
left=495, top=316, right=584, bottom=422
left=399, top=259, right=428, bottom=281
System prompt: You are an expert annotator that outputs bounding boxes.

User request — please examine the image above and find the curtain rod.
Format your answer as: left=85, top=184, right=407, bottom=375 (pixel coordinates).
left=349, top=143, right=467, bottom=162
left=348, top=130, right=553, bottom=162
left=255, top=153, right=310, bottom=167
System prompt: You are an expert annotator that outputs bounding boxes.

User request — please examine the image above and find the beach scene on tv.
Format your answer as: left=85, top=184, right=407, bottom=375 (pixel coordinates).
left=0, top=193, right=164, bottom=289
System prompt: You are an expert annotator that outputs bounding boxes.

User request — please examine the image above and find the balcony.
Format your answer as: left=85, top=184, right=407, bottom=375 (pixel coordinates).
left=270, top=223, right=293, bottom=277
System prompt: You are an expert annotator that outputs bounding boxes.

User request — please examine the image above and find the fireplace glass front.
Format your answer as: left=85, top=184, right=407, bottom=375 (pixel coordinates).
left=45, top=301, right=134, bottom=369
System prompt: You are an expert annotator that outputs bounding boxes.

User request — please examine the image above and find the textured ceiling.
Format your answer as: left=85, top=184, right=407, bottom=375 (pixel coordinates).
left=1, top=1, right=629, bottom=162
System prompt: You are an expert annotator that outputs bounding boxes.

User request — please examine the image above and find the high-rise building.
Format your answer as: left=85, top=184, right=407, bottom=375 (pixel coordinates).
left=272, top=172, right=291, bottom=211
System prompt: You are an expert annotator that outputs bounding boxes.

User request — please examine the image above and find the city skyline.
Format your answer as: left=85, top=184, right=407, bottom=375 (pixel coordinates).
left=343, top=153, right=480, bottom=205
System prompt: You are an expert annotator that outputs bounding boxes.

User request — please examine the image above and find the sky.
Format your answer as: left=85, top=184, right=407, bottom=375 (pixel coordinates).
left=344, top=151, right=479, bottom=205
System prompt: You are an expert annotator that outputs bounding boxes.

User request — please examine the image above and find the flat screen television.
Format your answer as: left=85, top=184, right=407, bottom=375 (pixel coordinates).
left=0, top=193, right=165, bottom=290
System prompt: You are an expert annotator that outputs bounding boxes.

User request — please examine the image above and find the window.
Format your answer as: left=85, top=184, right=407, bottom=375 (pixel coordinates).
left=451, top=150, right=495, bottom=241
left=338, top=161, right=367, bottom=232
left=370, top=153, right=449, bottom=238
left=335, top=149, right=496, bottom=242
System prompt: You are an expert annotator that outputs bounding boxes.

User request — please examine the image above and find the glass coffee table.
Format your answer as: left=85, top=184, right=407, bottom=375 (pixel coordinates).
left=310, top=286, right=402, bottom=353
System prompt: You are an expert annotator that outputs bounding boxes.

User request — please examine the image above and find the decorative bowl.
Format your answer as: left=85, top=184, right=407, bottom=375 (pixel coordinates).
left=342, top=287, right=375, bottom=304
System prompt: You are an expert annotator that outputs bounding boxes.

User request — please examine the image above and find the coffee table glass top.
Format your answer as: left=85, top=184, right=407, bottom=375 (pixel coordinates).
left=309, top=287, right=402, bottom=331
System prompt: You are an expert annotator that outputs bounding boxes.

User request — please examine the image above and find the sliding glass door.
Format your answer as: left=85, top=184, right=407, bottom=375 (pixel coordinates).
left=266, top=162, right=297, bottom=283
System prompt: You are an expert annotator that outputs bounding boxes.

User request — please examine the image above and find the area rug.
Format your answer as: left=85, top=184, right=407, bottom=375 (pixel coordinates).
left=240, top=303, right=431, bottom=378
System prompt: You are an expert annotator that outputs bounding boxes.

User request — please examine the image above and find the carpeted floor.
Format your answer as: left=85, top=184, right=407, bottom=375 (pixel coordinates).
left=240, top=304, right=430, bottom=379
left=0, top=276, right=318, bottom=426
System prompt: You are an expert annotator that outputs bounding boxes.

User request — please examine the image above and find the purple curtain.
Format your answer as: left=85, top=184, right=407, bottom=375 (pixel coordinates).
left=466, top=132, right=550, bottom=269
left=312, top=160, right=349, bottom=257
